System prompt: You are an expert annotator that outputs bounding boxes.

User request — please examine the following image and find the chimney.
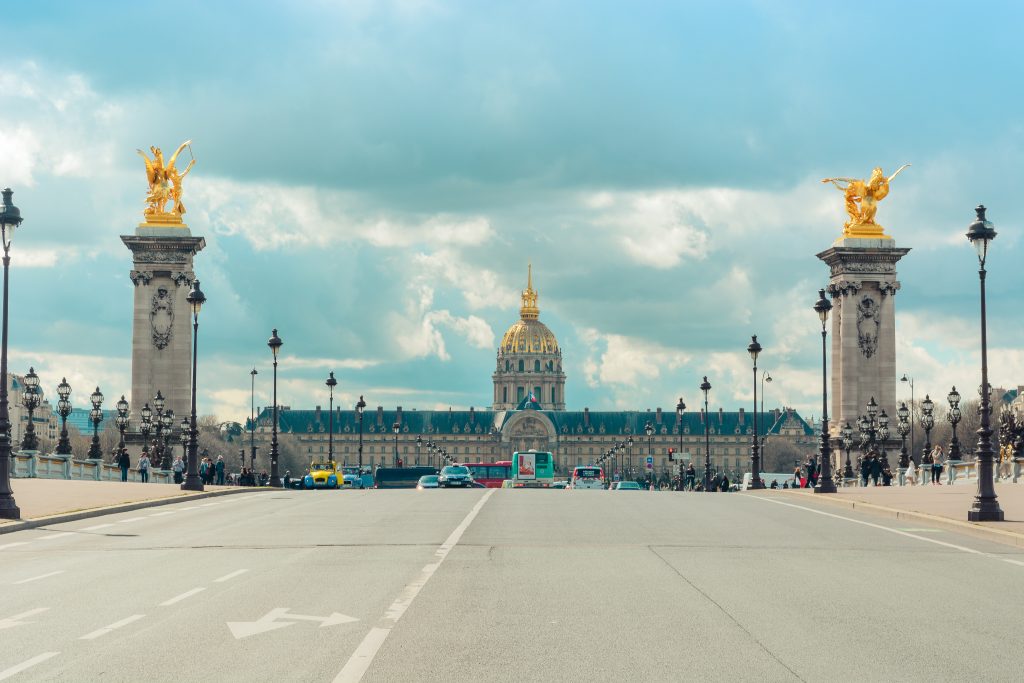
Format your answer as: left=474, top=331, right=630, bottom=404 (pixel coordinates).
left=315, top=405, right=321, bottom=423
left=397, top=406, right=403, bottom=425
left=470, top=407, right=475, bottom=424
left=656, top=408, right=662, bottom=424
left=718, top=407, right=724, bottom=424
left=376, top=405, right=384, bottom=425
left=738, top=408, right=745, bottom=425
left=584, top=407, right=590, bottom=427
left=700, top=408, right=706, bottom=424
left=773, top=408, right=781, bottom=423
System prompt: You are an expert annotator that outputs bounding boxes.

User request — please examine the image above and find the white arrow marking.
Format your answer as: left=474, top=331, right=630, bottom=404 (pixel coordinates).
left=228, top=608, right=358, bottom=639
left=0, top=608, right=49, bottom=630
left=0, top=652, right=59, bottom=681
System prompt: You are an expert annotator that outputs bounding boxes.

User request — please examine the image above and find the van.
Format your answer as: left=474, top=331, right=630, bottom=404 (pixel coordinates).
left=570, top=465, right=605, bottom=490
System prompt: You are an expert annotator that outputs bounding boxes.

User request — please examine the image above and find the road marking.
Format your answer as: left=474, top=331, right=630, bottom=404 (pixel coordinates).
left=228, top=607, right=358, bottom=639
left=14, top=571, right=64, bottom=585
left=159, top=587, right=206, bottom=606
left=896, top=527, right=944, bottom=533
left=0, top=652, right=59, bottom=680
left=214, top=569, right=248, bottom=583
left=79, top=614, right=145, bottom=640
left=148, top=510, right=178, bottom=517
left=178, top=506, right=200, bottom=511
left=0, top=542, right=29, bottom=550
left=81, top=523, right=114, bottom=531
left=1003, top=558, right=1024, bottom=567
left=199, top=502, right=221, bottom=507
left=118, top=517, right=146, bottom=524
left=0, top=608, right=49, bottom=629
left=334, top=489, right=494, bottom=683
left=35, top=532, right=73, bottom=542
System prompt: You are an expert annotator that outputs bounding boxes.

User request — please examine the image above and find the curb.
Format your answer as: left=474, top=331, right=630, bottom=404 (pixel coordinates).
left=752, top=490, right=1024, bottom=549
left=0, top=487, right=277, bottom=535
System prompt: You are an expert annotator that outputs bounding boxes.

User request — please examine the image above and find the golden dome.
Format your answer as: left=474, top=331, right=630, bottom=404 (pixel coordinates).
left=500, top=264, right=559, bottom=354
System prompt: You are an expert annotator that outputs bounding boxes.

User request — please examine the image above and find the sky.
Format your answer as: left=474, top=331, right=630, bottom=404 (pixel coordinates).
left=2, top=0, right=1024, bottom=423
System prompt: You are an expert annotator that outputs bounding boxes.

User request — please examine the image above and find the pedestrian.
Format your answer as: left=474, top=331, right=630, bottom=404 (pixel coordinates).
left=931, top=445, right=944, bottom=485
left=881, top=465, right=893, bottom=486
left=770, top=479, right=779, bottom=489
left=685, top=463, right=696, bottom=491
left=215, top=455, right=225, bottom=485
left=794, top=466, right=804, bottom=488
left=906, top=458, right=918, bottom=486
left=720, top=474, right=730, bottom=492
left=172, top=455, right=184, bottom=484
left=859, top=455, right=870, bottom=487
left=870, top=454, right=882, bottom=486
left=283, top=470, right=291, bottom=488
left=199, top=458, right=209, bottom=484
left=117, top=449, right=131, bottom=482
left=138, top=452, right=151, bottom=483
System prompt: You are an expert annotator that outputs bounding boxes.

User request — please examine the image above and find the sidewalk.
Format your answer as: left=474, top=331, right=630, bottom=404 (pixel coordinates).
left=0, top=479, right=264, bottom=534
left=756, top=483, right=1024, bottom=548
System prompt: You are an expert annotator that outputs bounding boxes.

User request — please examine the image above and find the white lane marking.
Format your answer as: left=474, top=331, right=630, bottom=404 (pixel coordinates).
left=178, top=506, right=200, bottom=511
left=228, top=608, right=358, bottom=639
left=751, top=496, right=987, bottom=555
left=1003, top=559, right=1024, bottom=567
left=148, top=510, right=178, bottom=517
left=334, top=489, right=495, bottom=683
left=79, top=614, right=145, bottom=640
left=0, top=608, right=49, bottom=629
left=159, top=587, right=206, bottom=606
left=35, top=532, right=73, bottom=542
left=81, top=523, right=114, bottom=531
left=0, top=652, right=59, bottom=680
left=14, top=571, right=65, bottom=585
left=214, top=569, right=248, bottom=583
left=0, top=542, right=29, bottom=550
left=118, top=517, right=146, bottom=524
left=199, top=502, right=220, bottom=507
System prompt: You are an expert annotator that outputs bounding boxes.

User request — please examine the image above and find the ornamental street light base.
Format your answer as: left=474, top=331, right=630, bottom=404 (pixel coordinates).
left=0, top=498, right=20, bottom=520
left=181, top=477, right=204, bottom=492
left=968, top=497, right=1004, bottom=522
left=814, top=478, right=837, bottom=494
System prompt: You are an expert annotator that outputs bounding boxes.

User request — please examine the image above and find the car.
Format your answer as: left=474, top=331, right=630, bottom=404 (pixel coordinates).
left=551, top=481, right=568, bottom=489
left=303, top=461, right=341, bottom=489
left=417, top=475, right=440, bottom=490
left=611, top=481, right=643, bottom=491
left=468, top=480, right=486, bottom=488
left=438, top=465, right=472, bottom=487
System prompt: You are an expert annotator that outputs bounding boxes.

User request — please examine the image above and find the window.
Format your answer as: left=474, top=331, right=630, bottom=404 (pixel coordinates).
left=518, top=360, right=524, bottom=372
left=517, top=387, right=525, bottom=402
left=534, top=386, right=541, bottom=401
left=534, top=360, right=541, bottom=372
left=551, top=387, right=556, bottom=404
left=503, top=387, right=508, bottom=403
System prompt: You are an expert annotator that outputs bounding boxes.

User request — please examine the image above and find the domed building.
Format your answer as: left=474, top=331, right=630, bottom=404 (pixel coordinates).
left=492, top=266, right=566, bottom=411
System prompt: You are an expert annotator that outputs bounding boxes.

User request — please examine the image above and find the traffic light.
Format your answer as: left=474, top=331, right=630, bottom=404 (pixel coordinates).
left=668, top=447, right=675, bottom=462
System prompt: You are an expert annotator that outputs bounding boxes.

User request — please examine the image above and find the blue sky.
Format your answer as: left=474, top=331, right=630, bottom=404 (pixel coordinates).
left=2, top=0, right=1024, bottom=422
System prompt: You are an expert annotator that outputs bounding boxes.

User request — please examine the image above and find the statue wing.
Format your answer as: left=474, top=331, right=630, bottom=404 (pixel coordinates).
left=136, top=149, right=157, bottom=185
left=166, top=140, right=192, bottom=171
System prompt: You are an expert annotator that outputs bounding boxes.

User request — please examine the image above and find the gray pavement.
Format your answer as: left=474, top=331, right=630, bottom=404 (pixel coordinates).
left=2, top=488, right=1024, bottom=681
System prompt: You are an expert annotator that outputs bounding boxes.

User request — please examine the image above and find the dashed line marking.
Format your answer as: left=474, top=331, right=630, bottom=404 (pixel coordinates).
left=81, top=524, right=114, bottom=532
left=0, top=542, right=30, bottom=550
left=118, top=517, right=146, bottom=524
left=159, top=587, right=206, bottom=606
left=35, top=532, right=73, bottom=542
left=80, top=614, right=145, bottom=640
left=214, top=569, right=249, bottom=583
left=0, top=652, right=59, bottom=680
left=149, top=510, right=178, bottom=517
left=14, top=571, right=64, bottom=585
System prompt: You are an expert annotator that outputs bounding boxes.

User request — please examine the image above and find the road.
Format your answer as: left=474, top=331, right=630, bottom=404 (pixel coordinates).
left=2, top=488, right=1024, bottom=682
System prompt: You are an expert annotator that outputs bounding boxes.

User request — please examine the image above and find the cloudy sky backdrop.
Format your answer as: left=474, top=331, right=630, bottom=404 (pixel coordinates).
left=2, top=1, right=1023, bottom=422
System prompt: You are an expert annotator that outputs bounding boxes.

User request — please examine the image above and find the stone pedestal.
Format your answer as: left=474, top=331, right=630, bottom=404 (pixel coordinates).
left=121, top=225, right=205, bottom=432
left=817, top=237, right=910, bottom=448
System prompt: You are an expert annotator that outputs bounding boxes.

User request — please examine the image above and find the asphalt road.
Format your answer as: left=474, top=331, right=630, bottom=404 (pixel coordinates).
left=3, top=488, right=1024, bottom=682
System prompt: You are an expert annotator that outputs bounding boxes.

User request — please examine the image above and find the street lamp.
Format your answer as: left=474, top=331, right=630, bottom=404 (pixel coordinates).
left=249, top=367, right=258, bottom=474
left=140, top=403, right=153, bottom=458
left=326, top=371, right=337, bottom=463
left=0, top=188, right=24, bottom=519
left=20, top=367, right=40, bottom=451
left=747, top=335, right=764, bottom=489
left=676, top=398, right=685, bottom=489
left=900, top=373, right=915, bottom=463
left=416, top=435, right=422, bottom=466
left=947, top=386, right=963, bottom=464
left=897, top=402, right=911, bottom=482
left=182, top=280, right=206, bottom=491
left=965, top=205, right=1003, bottom=521
left=179, top=416, right=189, bottom=464
left=813, top=288, right=836, bottom=493
left=88, top=386, right=104, bottom=460
left=393, top=421, right=401, bottom=467
left=877, top=409, right=891, bottom=469
left=644, top=420, right=654, bottom=486
left=152, top=390, right=169, bottom=469
left=266, top=328, right=282, bottom=488
left=920, top=395, right=935, bottom=465
left=161, top=409, right=174, bottom=466
left=355, top=395, right=366, bottom=471
left=841, top=422, right=855, bottom=480
left=55, top=378, right=73, bottom=456
left=700, top=376, right=712, bottom=492
left=115, top=395, right=130, bottom=454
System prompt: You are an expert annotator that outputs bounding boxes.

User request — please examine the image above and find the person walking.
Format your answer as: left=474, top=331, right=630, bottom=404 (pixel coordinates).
left=172, top=455, right=184, bottom=484
left=117, top=449, right=131, bottom=482
left=215, top=455, right=225, bottom=485
left=870, top=453, right=882, bottom=486
left=859, top=455, right=870, bottom=487
left=930, top=445, right=944, bottom=485
left=685, top=463, right=696, bottom=491
left=138, top=452, right=151, bottom=483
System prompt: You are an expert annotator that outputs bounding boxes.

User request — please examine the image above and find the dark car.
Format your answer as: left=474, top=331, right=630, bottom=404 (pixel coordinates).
left=374, top=466, right=439, bottom=489
left=438, top=465, right=472, bottom=487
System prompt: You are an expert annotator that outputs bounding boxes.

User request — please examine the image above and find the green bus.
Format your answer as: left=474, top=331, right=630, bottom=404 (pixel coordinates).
left=510, top=450, right=555, bottom=487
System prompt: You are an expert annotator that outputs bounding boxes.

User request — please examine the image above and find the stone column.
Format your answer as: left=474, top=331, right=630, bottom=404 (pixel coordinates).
left=121, top=226, right=206, bottom=435
left=817, top=238, right=910, bottom=449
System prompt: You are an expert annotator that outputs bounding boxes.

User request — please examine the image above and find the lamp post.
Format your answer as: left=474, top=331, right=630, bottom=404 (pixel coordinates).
left=88, top=387, right=104, bottom=460
left=161, top=410, right=174, bottom=467
left=179, top=416, right=189, bottom=464
left=841, top=422, right=854, bottom=481
left=266, top=328, right=282, bottom=488
left=700, top=376, right=712, bottom=492
left=0, top=188, right=24, bottom=519
left=249, top=367, right=257, bottom=475
left=326, top=371, right=337, bottom=464
left=901, top=373, right=915, bottom=467
left=140, top=403, right=152, bottom=459
left=896, top=402, right=910, bottom=485
left=644, top=421, right=654, bottom=487
left=355, top=395, right=366, bottom=471
left=747, top=336, right=764, bottom=489
left=55, top=378, right=73, bottom=456
left=877, top=409, right=891, bottom=470
left=182, top=280, right=206, bottom=491
left=115, top=395, right=129, bottom=454
left=676, top=398, right=685, bottom=489
left=393, top=421, right=401, bottom=467
left=416, top=435, right=422, bottom=466
left=19, top=367, right=40, bottom=451
left=947, top=386, right=963, bottom=464
left=920, top=395, right=935, bottom=465
left=761, top=370, right=772, bottom=451
left=965, top=205, right=1003, bottom=521
left=813, top=288, right=836, bottom=493
left=152, top=390, right=169, bottom=469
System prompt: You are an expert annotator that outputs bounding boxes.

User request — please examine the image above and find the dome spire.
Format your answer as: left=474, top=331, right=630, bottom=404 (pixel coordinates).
left=520, top=263, right=539, bottom=320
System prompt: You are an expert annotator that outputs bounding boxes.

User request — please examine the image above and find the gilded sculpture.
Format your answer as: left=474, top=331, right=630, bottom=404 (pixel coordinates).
left=137, top=140, right=195, bottom=224
left=822, top=164, right=910, bottom=238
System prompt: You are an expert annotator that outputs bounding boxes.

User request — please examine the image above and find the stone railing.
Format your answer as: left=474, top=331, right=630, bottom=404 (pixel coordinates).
left=12, top=450, right=173, bottom=484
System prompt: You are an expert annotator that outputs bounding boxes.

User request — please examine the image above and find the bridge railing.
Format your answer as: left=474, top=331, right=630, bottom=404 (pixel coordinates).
left=12, top=450, right=174, bottom=484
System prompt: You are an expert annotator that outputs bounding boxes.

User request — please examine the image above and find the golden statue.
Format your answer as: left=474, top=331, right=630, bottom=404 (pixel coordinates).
left=822, top=164, right=910, bottom=238
left=137, top=140, right=195, bottom=225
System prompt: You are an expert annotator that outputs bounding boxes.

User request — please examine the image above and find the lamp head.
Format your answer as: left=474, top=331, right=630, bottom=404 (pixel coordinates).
left=966, top=205, right=996, bottom=266
left=90, top=386, right=104, bottom=408
left=897, top=402, right=910, bottom=422
left=0, top=188, right=23, bottom=249
left=116, top=394, right=129, bottom=416
left=676, top=397, right=686, bottom=416
left=921, top=394, right=934, bottom=415
left=141, top=403, right=153, bottom=422
left=267, top=328, right=283, bottom=359
left=56, top=377, right=72, bottom=401
left=747, top=334, right=762, bottom=364
left=947, top=386, right=961, bottom=407
left=326, top=371, right=337, bottom=389
left=866, top=396, right=878, bottom=419
left=153, top=390, right=166, bottom=413
left=813, top=288, right=832, bottom=325
left=355, top=395, right=365, bottom=415
left=186, top=279, right=206, bottom=317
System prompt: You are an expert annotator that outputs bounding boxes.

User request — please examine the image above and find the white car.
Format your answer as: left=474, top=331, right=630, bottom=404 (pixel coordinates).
left=569, top=466, right=605, bottom=490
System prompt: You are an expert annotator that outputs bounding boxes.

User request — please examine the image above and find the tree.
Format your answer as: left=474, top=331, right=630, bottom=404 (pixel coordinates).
left=762, top=438, right=812, bottom=473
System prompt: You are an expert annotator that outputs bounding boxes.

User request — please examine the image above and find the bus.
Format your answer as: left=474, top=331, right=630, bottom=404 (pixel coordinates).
left=510, top=451, right=555, bottom=488
left=463, top=461, right=512, bottom=488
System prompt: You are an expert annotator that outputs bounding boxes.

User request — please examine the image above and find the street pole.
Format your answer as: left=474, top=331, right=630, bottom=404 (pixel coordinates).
left=701, top=376, right=712, bottom=492
left=326, top=371, right=336, bottom=463
left=814, top=289, right=836, bottom=493
left=250, top=367, right=257, bottom=474
left=0, top=189, right=23, bottom=519
left=182, top=281, right=206, bottom=491
left=356, top=395, right=366, bottom=472
left=748, top=336, right=764, bottom=489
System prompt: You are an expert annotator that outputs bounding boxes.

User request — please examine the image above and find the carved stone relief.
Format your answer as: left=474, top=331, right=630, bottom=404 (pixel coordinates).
left=856, top=295, right=880, bottom=358
left=150, top=287, right=174, bottom=350
left=171, top=270, right=194, bottom=288
left=879, top=281, right=900, bottom=297
left=129, top=270, right=154, bottom=287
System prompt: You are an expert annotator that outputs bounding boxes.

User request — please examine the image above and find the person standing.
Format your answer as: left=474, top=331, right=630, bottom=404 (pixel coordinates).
left=138, top=452, right=151, bottom=483
left=172, top=455, right=184, bottom=484
left=117, top=449, right=131, bottom=482
left=859, top=455, right=870, bottom=487
left=930, top=445, right=944, bottom=485
left=685, top=463, right=696, bottom=491
left=215, top=455, right=225, bottom=485
left=870, top=453, right=882, bottom=486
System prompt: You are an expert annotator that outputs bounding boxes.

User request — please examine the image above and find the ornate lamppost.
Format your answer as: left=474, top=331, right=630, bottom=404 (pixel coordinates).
left=813, top=289, right=836, bottom=493
left=920, top=395, right=935, bottom=465
left=55, top=378, right=73, bottom=456
left=182, top=280, right=206, bottom=491
left=876, top=409, right=891, bottom=470
left=700, top=376, right=712, bottom=492
left=416, top=435, right=422, bottom=466
left=152, top=390, right=169, bottom=468
left=393, top=421, right=401, bottom=467
left=897, top=402, right=911, bottom=484
left=179, top=416, right=189, bottom=464
left=266, top=328, right=281, bottom=488
left=747, top=336, right=764, bottom=489
left=115, top=395, right=129, bottom=454
left=676, top=397, right=686, bottom=488
left=140, top=403, right=153, bottom=459
left=841, top=422, right=855, bottom=481
left=900, top=373, right=915, bottom=465
left=161, top=410, right=174, bottom=467
left=965, top=205, right=1003, bottom=521
left=644, top=420, right=654, bottom=486
left=19, top=367, right=40, bottom=451
left=249, top=367, right=258, bottom=474
left=326, top=371, right=337, bottom=463
left=947, top=386, right=963, bottom=464
left=88, top=387, right=104, bottom=460
left=356, top=395, right=366, bottom=472
left=0, top=188, right=24, bottom=519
